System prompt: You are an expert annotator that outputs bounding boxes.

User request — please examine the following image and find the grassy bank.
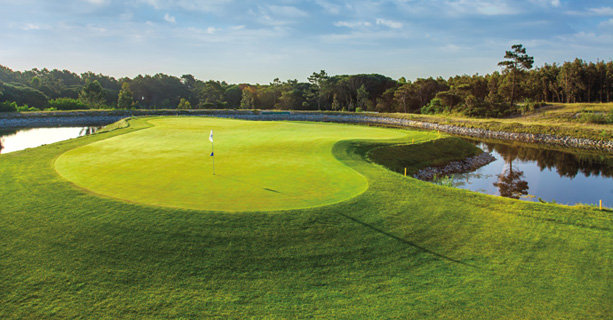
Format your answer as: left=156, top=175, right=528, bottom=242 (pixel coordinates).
left=367, top=137, right=482, bottom=176
left=364, top=102, right=613, bottom=142
left=0, top=117, right=611, bottom=318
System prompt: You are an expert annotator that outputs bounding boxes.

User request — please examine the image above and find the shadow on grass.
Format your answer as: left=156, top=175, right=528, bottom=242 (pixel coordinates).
left=338, top=212, right=479, bottom=269
left=215, top=174, right=285, bottom=194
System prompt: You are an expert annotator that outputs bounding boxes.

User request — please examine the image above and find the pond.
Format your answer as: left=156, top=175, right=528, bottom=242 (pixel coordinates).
left=0, top=127, right=100, bottom=154
left=452, top=138, right=613, bottom=208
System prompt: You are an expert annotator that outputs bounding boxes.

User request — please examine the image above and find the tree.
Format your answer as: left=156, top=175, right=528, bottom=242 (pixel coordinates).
left=177, top=98, right=192, bottom=109
left=224, top=85, right=242, bottom=108
left=307, top=70, right=329, bottom=110
left=79, top=80, right=106, bottom=109
left=117, top=82, right=133, bottom=109
left=498, top=44, right=534, bottom=106
left=240, top=88, right=255, bottom=109
left=393, top=83, right=413, bottom=113
left=356, top=84, right=369, bottom=111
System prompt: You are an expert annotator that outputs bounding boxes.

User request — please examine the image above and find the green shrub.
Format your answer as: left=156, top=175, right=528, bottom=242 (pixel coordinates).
left=47, top=98, right=88, bottom=110
left=16, top=105, right=40, bottom=112
left=0, top=82, right=48, bottom=108
left=0, top=101, right=17, bottom=112
left=421, top=98, right=446, bottom=114
left=577, top=110, right=612, bottom=124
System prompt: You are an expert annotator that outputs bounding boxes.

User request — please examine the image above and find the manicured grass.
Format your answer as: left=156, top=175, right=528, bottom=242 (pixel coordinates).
left=0, top=117, right=611, bottom=319
left=54, top=117, right=408, bottom=211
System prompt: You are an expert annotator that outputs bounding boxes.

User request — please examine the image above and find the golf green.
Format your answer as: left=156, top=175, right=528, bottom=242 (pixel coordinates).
left=54, top=117, right=407, bottom=211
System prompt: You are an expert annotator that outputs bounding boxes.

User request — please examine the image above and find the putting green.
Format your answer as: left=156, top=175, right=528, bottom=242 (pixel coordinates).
left=54, top=117, right=407, bottom=211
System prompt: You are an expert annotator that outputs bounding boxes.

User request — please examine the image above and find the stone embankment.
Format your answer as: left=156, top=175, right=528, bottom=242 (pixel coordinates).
left=1, top=110, right=612, bottom=151
left=413, top=152, right=497, bottom=181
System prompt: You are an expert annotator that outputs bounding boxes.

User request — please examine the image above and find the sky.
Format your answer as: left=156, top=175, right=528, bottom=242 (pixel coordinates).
left=1, top=0, right=612, bottom=84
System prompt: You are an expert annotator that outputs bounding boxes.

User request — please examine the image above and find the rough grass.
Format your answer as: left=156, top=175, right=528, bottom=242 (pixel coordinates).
left=361, top=102, right=613, bottom=142
left=0, top=117, right=611, bottom=319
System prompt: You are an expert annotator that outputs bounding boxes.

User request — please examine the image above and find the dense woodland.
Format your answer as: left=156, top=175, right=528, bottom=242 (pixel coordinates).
left=1, top=45, right=613, bottom=119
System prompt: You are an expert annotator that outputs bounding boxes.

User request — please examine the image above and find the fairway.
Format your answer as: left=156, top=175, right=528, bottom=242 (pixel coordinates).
left=54, top=117, right=407, bottom=211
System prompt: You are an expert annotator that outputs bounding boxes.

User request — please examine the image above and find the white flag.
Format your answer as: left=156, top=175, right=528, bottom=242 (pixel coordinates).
left=209, top=130, right=213, bottom=143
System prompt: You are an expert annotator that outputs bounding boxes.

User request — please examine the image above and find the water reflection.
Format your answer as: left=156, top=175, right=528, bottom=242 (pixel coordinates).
left=0, top=127, right=100, bottom=154
left=455, top=138, right=613, bottom=207
left=475, top=139, right=613, bottom=179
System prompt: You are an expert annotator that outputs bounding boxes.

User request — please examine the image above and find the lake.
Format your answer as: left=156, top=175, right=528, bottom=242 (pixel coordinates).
left=453, top=138, right=613, bottom=208
left=0, top=127, right=100, bottom=154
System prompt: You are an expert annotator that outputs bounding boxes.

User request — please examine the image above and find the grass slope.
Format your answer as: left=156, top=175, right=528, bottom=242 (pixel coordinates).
left=367, top=137, right=482, bottom=176
left=365, top=102, right=613, bottom=142
left=54, top=117, right=408, bottom=211
left=0, top=117, right=611, bottom=319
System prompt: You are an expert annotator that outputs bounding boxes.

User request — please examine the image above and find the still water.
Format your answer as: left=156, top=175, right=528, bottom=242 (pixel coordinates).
left=453, top=138, right=613, bottom=208
left=0, top=127, right=99, bottom=154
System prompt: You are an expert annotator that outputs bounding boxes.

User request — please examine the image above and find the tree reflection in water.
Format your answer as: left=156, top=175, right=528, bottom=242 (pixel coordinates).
left=494, top=167, right=529, bottom=199
left=492, top=145, right=529, bottom=199
left=469, top=139, right=613, bottom=179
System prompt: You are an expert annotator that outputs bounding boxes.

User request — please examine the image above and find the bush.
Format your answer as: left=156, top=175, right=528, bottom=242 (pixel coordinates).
left=421, top=98, right=446, bottom=115
left=47, top=98, right=88, bottom=110
left=463, top=102, right=513, bottom=118
left=518, top=99, right=546, bottom=115
left=0, top=101, right=17, bottom=112
left=0, top=82, right=48, bottom=108
left=577, top=109, right=613, bottom=125
left=16, top=105, right=40, bottom=112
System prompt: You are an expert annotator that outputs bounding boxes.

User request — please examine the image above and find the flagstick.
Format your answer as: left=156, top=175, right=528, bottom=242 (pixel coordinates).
left=212, top=140, right=215, bottom=175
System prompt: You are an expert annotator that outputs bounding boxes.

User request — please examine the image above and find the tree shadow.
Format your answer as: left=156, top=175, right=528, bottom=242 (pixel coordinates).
left=215, top=174, right=285, bottom=195
left=338, top=212, right=479, bottom=269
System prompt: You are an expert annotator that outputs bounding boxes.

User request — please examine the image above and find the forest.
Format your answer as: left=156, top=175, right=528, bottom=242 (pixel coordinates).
left=1, top=45, right=613, bottom=119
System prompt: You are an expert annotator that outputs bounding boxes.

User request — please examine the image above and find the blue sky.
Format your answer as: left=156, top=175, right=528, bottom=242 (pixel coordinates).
left=1, top=0, right=612, bottom=83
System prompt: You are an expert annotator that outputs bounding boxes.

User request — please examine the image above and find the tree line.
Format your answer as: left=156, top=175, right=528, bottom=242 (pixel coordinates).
left=1, top=45, right=613, bottom=118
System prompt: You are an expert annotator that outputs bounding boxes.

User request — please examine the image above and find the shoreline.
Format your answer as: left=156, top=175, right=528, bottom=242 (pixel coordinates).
left=1, top=110, right=612, bottom=152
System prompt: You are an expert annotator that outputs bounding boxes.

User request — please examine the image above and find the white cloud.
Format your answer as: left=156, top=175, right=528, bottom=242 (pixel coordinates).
left=266, top=5, right=308, bottom=18
left=567, top=7, right=613, bottom=16
left=600, top=18, right=613, bottom=28
left=320, top=30, right=411, bottom=44
left=139, top=0, right=233, bottom=13
left=445, top=0, right=519, bottom=16
left=254, top=5, right=308, bottom=26
left=164, top=13, right=176, bottom=24
left=555, top=32, right=613, bottom=46
left=589, top=7, right=613, bottom=16
left=334, top=21, right=372, bottom=29
left=376, top=19, right=403, bottom=29
left=441, top=44, right=461, bottom=52
left=23, top=23, right=43, bottom=30
left=529, top=0, right=560, bottom=8
left=82, top=0, right=110, bottom=5
left=315, top=0, right=341, bottom=15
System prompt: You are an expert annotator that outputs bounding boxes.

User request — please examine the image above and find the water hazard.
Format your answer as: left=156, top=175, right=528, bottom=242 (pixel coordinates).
left=0, top=127, right=100, bottom=154
left=453, top=138, right=613, bottom=208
